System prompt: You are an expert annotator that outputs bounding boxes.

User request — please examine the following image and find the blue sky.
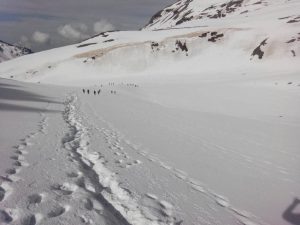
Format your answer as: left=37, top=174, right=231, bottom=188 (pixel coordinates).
left=0, top=0, right=175, bottom=51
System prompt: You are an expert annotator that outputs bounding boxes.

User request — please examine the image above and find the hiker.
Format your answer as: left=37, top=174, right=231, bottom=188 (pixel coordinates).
left=98, top=89, right=101, bottom=94
left=83, top=89, right=85, bottom=94
left=87, top=89, right=90, bottom=94
left=282, top=198, right=300, bottom=225
left=94, top=90, right=96, bottom=95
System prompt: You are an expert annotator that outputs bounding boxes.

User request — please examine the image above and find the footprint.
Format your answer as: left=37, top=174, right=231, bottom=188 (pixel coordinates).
left=116, top=146, right=124, bottom=151
left=134, top=160, right=142, bottom=165
left=147, top=157, right=156, bottom=162
left=145, top=193, right=158, bottom=200
left=10, top=155, right=25, bottom=161
left=48, top=205, right=69, bottom=218
left=6, top=168, right=20, bottom=175
left=14, top=161, right=22, bottom=167
left=1, top=174, right=20, bottom=183
left=138, top=150, right=148, bottom=156
left=125, top=162, right=133, bottom=168
left=215, top=195, right=230, bottom=208
left=15, top=150, right=28, bottom=155
left=51, top=183, right=78, bottom=195
left=76, top=177, right=95, bottom=193
left=191, top=184, right=206, bottom=193
left=28, top=193, right=43, bottom=204
left=24, top=142, right=33, bottom=147
left=30, top=132, right=37, bottom=137
left=108, top=145, right=118, bottom=151
left=88, top=152, right=103, bottom=161
left=84, top=198, right=103, bottom=214
left=231, top=208, right=252, bottom=219
left=84, top=199, right=93, bottom=211
left=115, top=159, right=123, bottom=164
left=174, top=170, right=187, bottom=181
left=22, top=214, right=42, bottom=225
left=0, top=186, right=5, bottom=201
left=0, top=183, right=11, bottom=202
left=80, top=215, right=93, bottom=224
left=159, top=200, right=174, bottom=217
left=67, top=171, right=82, bottom=178
left=17, top=144, right=26, bottom=150
left=159, top=162, right=172, bottom=170
left=14, top=160, right=29, bottom=167
left=0, top=209, right=13, bottom=223
left=141, top=195, right=175, bottom=222
left=10, top=155, right=19, bottom=160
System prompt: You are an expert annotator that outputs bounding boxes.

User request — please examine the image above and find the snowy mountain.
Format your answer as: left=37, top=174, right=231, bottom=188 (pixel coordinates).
left=0, top=0, right=298, bottom=83
left=143, top=0, right=299, bottom=30
left=0, top=1, right=299, bottom=225
left=0, top=40, right=33, bottom=63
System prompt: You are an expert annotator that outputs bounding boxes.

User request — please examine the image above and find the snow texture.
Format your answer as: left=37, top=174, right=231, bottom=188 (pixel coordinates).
left=0, top=0, right=299, bottom=225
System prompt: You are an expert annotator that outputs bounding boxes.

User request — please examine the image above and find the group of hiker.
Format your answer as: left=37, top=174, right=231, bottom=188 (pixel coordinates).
left=81, top=82, right=140, bottom=95
left=82, top=88, right=117, bottom=95
left=126, top=83, right=139, bottom=88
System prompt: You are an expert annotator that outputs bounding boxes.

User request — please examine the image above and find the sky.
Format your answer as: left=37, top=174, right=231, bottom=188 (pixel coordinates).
left=0, top=0, right=175, bottom=51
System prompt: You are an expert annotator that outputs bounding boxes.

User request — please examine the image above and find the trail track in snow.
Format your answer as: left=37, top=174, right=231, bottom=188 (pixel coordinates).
left=0, top=110, right=49, bottom=224
left=1, top=83, right=298, bottom=225
left=77, top=93, right=269, bottom=225
left=63, top=94, right=184, bottom=225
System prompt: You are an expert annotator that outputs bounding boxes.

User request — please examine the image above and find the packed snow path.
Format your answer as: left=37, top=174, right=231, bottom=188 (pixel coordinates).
left=0, top=78, right=300, bottom=225
left=64, top=94, right=262, bottom=225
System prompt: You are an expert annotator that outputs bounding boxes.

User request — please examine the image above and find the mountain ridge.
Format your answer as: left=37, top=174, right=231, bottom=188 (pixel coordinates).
left=142, top=0, right=297, bottom=30
left=0, top=40, right=33, bottom=63
left=0, top=0, right=299, bottom=84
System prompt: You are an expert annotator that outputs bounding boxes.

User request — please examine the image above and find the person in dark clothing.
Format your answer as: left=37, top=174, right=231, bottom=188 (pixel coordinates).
left=94, top=90, right=96, bottom=95
left=87, top=89, right=90, bottom=94
left=283, top=198, right=300, bottom=225
left=98, top=89, right=101, bottom=94
left=83, top=89, right=85, bottom=94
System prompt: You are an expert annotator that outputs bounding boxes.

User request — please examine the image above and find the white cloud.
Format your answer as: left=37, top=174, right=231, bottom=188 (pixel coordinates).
left=78, top=23, right=88, bottom=32
left=32, top=31, right=50, bottom=44
left=57, top=24, right=89, bottom=41
left=19, top=35, right=31, bottom=48
left=93, top=20, right=115, bottom=33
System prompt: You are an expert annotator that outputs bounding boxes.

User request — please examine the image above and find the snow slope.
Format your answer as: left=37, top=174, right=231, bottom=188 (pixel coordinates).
left=0, top=0, right=300, bottom=225
left=143, top=0, right=300, bottom=31
left=0, top=70, right=300, bottom=225
left=0, top=40, right=33, bottom=63
left=0, top=0, right=299, bottom=83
